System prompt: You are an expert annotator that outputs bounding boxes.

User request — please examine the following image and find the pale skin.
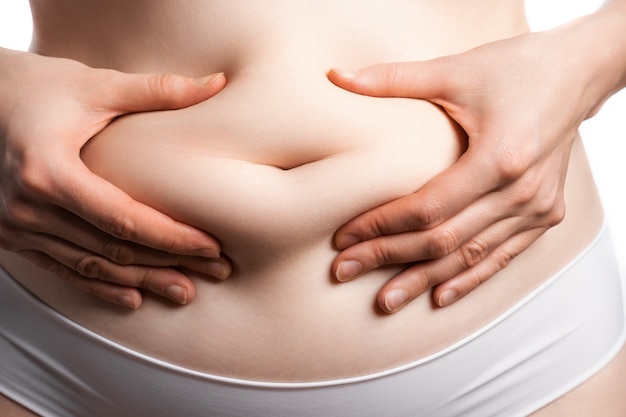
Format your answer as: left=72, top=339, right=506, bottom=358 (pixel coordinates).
left=0, top=2, right=622, bottom=313
left=0, top=49, right=232, bottom=309
left=330, top=1, right=626, bottom=312
left=1, top=1, right=626, bottom=416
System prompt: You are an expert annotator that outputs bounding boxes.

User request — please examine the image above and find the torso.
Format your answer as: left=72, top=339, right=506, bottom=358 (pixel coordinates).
left=1, top=0, right=604, bottom=382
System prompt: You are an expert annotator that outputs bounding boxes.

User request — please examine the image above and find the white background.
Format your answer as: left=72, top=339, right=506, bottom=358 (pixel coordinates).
left=1, top=1, right=624, bottom=275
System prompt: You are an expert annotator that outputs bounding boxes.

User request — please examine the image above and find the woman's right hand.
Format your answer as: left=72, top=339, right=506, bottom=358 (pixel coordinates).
left=0, top=48, right=231, bottom=309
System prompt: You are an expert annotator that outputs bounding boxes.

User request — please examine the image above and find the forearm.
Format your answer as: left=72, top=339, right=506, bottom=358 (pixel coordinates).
left=556, top=0, right=626, bottom=119
left=595, top=0, right=626, bottom=92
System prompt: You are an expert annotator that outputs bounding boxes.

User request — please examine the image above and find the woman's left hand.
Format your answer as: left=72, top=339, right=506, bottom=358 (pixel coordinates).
left=328, top=28, right=608, bottom=313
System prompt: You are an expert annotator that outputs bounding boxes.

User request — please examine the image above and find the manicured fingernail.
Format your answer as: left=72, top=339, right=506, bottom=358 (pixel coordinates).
left=192, top=72, right=224, bottom=86
left=335, top=233, right=361, bottom=250
left=331, top=68, right=359, bottom=79
left=335, top=260, right=363, bottom=282
left=438, top=289, right=459, bottom=307
left=384, top=289, right=409, bottom=312
left=166, top=285, right=188, bottom=304
left=117, top=295, right=138, bottom=310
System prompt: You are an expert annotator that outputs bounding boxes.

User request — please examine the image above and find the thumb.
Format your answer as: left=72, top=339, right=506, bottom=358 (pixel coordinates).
left=327, top=60, right=454, bottom=100
left=105, top=71, right=227, bottom=114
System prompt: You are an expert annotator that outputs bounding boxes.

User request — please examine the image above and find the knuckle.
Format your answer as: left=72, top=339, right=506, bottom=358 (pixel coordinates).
left=370, top=63, right=415, bottom=96
left=48, top=262, right=75, bottom=283
left=74, top=254, right=106, bottom=279
left=374, top=63, right=400, bottom=86
left=414, top=200, right=444, bottom=229
left=459, top=239, right=489, bottom=268
left=132, top=269, right=156, bottom=291
left=493, top=147, right=530, bottom=183
left=514, top=180, right=539, bottom=207
left=2, top=197, right=41, bottom=229
left=148, top=73, right=183, bottom=107
left=465, top=273, right=483, bottom=290
left=103, top=211, right=137, bottom=242
left=427, top=226, right=461, bottom=258
left=13, top=160, right=53, bottom=197
left=371, top=242, right=396, bottom=267
left=367, top=214, right=390, bottom=238
left=45, top=261, right=86, bottom=288
left=491, top=247, right=521, bottom=275
left=101, top=238, right=137, bottom=265
left=494, top=248, right=517, bottom=271
left=511, top=176, right=567, bottom=230
left=532, top=192, right=566, bottom=227
left=546, top=199, right=566, bottom=226
left=532, top=196, right=554, bottom=218
left=154, top=233, right=177, bottom=254
left=172, top=254, right=193, bottom=269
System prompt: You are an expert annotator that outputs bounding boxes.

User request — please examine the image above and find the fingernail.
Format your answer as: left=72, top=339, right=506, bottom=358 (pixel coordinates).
left=166, top=285, right=188, bottom=304
left=384, top=289, right=409, bottom=312
left=438, top=289, right=459, bottom=307
left=335, top=233, right=361, bottom=250
left=331, top=68, right=359, bottom=80
left=192, top=72, right=224, bottom=87
left=335, top=260, right=363, bottom=282
left=117, top=295, right=138, bottom=310
left=197, top=247, right=220, bottom=259
left=203, top=262, right=230, bottom=280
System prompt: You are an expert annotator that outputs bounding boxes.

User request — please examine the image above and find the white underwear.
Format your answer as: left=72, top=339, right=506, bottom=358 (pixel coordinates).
left=1, top=224, right=624, bottom=417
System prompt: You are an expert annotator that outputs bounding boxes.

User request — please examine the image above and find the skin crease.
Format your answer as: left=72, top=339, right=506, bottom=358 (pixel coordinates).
left=1, top=0, right=626, bottom=415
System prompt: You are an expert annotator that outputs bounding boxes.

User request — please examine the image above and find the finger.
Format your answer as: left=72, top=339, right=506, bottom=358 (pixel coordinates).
left=25, top=233, right=198, bottom=305
left=45, top=159, right=222, bottom=258
left=373, top=218, right=521, bottom=312
left=20, top=250, right=143, bottom=310
left=334, top=232, right=438, bottom=283
left=25, top=203, right=231, bottom=279
left=1, top=193, right=229, bottom=278
left=431, top=227, right=546, bottom=307
left=327, top=59, right=461, bottom=100
left=334, top=150, right=499, bottom=250
left=377, top=224, right=545, bottom=313
left=96, top=234, right=231, bottom=281
left=102, top=71, right=227, bottom=114
left=333, top=189, right=508, bottom=282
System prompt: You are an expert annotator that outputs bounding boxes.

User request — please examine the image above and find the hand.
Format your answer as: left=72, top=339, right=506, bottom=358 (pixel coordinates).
left=328, top=30, right=598, bottom=313
left=0, top=48, right=231, bottom=309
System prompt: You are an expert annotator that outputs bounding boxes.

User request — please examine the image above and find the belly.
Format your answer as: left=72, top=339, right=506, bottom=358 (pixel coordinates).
left=81, top=68, right=465, bottom=269
left=7, top=0, right=604, bottom=383
left=38, top=65, right=463, bottom=381
left=7, top=53, right=603, bottom=383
